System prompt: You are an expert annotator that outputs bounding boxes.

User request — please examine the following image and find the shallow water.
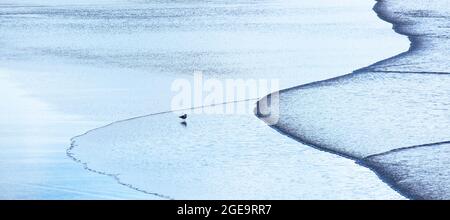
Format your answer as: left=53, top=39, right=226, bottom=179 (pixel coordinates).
left=272, top=72, right=450, bottom=158
left=259, top=0, right=450, bottom=199
left=1, top=0, right=409, bottom=199
left=0, top=73, right=156, bottom=199
left=0, top=0, right=407, bottom=121
left=71, top=104, right=403, bottom=199
left=1, top=0, right=407, bottom=86
left=366, top=142, right=450, bottom=200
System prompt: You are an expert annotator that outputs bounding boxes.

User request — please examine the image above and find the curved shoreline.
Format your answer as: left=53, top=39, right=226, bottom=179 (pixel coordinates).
left=69, top=100, right=406, bottom=199
left=66, top=98, right=259, bottom=200
left=256, top=0, right=449, bottom=200
left=65, top=1, right=413, bottom=199
left=1, top=1, right=413, bottom=199
left=259, top=122, right=417, bottom=199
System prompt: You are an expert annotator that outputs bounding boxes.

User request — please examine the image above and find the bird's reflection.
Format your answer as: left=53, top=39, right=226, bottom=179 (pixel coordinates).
left=180, top=121, right=187, bottom=127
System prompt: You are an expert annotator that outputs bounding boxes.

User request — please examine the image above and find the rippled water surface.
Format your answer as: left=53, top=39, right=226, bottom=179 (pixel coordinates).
left=71, top=104, right=404, bottom=199
left=260, top=0, right=450, bottom=199
left=0, top=0, right=410, bottom=199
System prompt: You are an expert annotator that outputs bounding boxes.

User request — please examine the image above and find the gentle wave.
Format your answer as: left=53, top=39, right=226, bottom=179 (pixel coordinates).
left=69, top=103, right=404, bottom=199
left=67, top=0, right=411, bottom=199
left=257, top=0, right=450, bottom=199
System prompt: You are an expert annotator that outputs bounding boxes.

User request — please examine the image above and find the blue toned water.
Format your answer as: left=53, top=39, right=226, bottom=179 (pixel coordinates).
left=0, top=0, right=409, bottom=199
left=70, top=103, right=404, bottom=199
left=258, top=0, right=450, bottom=199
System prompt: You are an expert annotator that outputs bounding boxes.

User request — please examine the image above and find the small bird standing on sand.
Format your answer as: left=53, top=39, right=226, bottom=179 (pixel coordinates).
left=179, top=114, right=187, bottom=120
